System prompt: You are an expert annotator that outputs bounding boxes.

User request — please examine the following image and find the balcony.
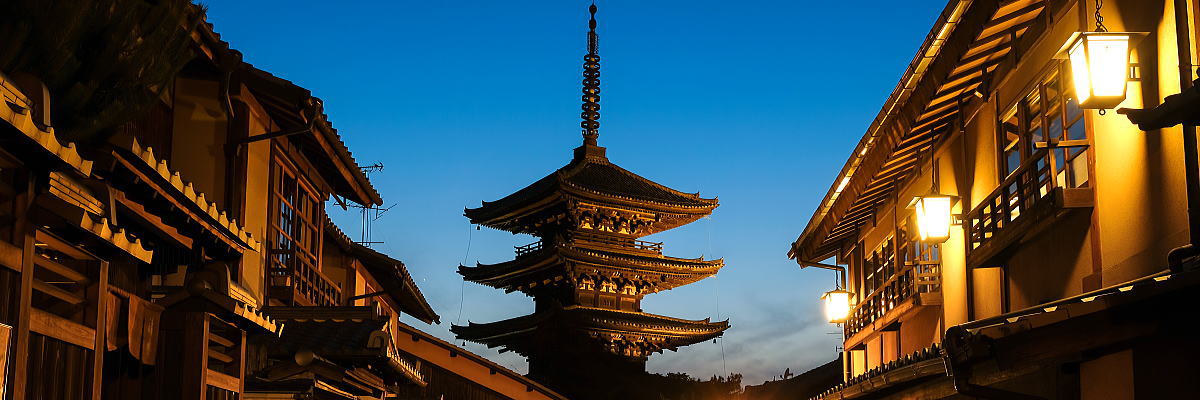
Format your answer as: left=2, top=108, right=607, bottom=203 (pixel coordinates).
left=515, top=231, right=664, bottom=257
left=845, top=257, right=942, bottom=340
left=268, top=249, right=342, bottom=307
left=965, top=149, right=1094, bottom=268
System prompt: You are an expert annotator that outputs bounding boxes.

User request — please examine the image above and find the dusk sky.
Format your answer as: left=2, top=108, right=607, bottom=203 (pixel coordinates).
left=204, top=0, right=946, bottom=384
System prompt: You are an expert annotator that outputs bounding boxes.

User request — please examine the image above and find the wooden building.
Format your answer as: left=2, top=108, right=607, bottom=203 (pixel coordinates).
left=789, top=0, right=1200, bottom=398
left=0, top=3, right=565, bottom=400
left=452, top=5, right=729, bottom=400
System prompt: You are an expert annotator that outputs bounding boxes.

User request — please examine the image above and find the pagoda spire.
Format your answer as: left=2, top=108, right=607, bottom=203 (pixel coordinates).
left=580, top=2, right=601, bottom=146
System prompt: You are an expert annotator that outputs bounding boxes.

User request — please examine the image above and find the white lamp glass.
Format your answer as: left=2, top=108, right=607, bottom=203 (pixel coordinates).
left=914, top=195, right=953, bottom=242
left=822, top=289, right=851, bottom=324
left=1059, top=32, right=1144, bottom=109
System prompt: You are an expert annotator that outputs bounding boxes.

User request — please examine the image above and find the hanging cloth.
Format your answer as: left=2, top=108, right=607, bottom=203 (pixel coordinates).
left=105, top=288, right=164, bottom=365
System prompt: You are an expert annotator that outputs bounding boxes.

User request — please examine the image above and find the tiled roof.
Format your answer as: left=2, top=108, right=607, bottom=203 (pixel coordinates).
left=564, top=162, right=716, bottom=208
left=194, top=12, right=383, bottom=206
left=810, top=344, right=944, bottom=400
left=324, top=218, right=440, bottom=324
left=0, top=71, right=93, bottom=176
left=124, top=138, right=262, bottom=252
left=465, top=145, right=718, bottom=232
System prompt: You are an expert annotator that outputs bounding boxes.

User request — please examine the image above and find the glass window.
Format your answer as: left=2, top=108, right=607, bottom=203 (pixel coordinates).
left=269, top=159, right=324, bottom=301
left=997, top=63, right=1090, bottom=188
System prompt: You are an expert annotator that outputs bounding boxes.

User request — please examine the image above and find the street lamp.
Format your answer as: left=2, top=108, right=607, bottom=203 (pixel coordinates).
left=1055, top=0, right=1146, bottom=110
left=822, top=289, right=852, bottom=324
left=909, top=194, right=958, bottom=243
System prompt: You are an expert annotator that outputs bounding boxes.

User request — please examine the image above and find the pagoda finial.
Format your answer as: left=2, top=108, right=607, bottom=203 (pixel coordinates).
left=580, top=2, right=601, bottom=146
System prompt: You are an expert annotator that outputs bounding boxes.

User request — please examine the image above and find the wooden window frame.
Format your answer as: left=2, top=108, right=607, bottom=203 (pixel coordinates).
left=267, top=149, right=329, bottom=305
left=997, top=62, right=1091, bottom=188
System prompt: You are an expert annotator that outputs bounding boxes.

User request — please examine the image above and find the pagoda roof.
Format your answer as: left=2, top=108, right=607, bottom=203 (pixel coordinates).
left=451, top=305, right=728, bottom=357
left=458, top=243, right=723, bottom=294
left=465, top=145, right=718, bottom=233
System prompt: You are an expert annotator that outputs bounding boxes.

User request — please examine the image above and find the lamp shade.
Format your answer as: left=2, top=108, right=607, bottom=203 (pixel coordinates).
left=913, top=195, right=954, bottom=243
left=822, top=289, right=851, bottom=324
left=1057, top=32, right=1146, bottom=109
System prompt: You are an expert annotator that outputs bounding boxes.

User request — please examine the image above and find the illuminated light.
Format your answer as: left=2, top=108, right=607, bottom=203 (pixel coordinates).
left=1057, top=32, right=1146, bottom=109
left=822, top=289, right=852, bottom=324
left=911, top=194, right=955, bottom=243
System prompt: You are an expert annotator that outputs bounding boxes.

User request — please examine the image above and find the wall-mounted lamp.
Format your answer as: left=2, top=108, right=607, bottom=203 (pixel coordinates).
left=800, top=262, right=853, bottom=324
left=1055, top=0, right=1146, bottom=110
left=821, top=289, right=852, bottom=324
left=908, top=193, right=961, bottom=243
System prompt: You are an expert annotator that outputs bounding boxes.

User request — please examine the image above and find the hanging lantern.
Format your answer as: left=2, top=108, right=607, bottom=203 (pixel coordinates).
left=910, top=194, right=956, bottom=243
left=821, top=289, right=852, bottom=324
left=1057, top=32, right=1146, bottom=109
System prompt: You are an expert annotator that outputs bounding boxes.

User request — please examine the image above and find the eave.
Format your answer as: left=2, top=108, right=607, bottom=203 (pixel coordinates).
left=325, top=220, right=440, bottom=324
left=111, top=138, right=262, bottom=253
left=192, top=18, right=382, bottom=207
left=0, top=71, right=93, bottom=176
left=240, top=65, right=383, bottom=206
left=466, top=145, right=717, bottom=234
left=790, top=0, right=1050, bottom=262
left=459, top=244, right=724, bottom=294
left=451, top=306, right=728, bottom=355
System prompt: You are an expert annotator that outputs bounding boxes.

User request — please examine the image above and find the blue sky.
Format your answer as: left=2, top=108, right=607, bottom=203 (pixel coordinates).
left=203, top=0, right=946, bottom=385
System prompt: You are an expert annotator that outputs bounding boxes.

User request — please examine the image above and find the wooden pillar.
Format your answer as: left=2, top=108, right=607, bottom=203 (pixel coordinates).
left=10, top=170, right=35, bottom=400
left=90, top=261, right=109, bottom=400
left=237, top=328, right=246, bottom=395
left=10, top=235, right=32, bottom=400
left=180, top=312, right=210, bottom=400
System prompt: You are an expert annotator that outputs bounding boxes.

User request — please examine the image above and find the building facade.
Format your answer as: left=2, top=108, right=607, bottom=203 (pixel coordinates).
left=0, top=3, right=564, bottom=400
left=790, top=0, right=1200, bottom=398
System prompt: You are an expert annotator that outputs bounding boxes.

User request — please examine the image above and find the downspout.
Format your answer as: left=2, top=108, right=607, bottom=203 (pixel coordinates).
left=1167, top=0, right=1200, bottom=270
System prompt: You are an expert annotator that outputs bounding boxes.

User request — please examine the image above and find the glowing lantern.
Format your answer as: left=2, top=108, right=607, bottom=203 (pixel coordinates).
left=1057, top=32, right=1145, bottom=109
left=911, top=194, right=956, bottom=243
left=822, top=289, right=852, bottom=324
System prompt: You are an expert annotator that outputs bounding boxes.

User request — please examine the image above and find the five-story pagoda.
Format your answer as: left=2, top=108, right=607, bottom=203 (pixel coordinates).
left=451, top=4, right=729, bottom=398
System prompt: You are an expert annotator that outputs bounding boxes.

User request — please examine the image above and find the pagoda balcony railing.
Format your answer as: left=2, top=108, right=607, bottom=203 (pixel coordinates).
left=570, top=232, right=663, bottom=254
left=514, top=240, right=544, bottom=257
left=268, top=249, right=342, bottom=307
left=965, top=148, right=1093, bottom=267
left=845, top=258, right=941, bottom=338
left=515, top=232, right=664, bottom=258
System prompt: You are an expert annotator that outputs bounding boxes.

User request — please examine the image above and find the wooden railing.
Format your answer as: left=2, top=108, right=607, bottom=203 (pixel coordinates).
left=269, top=250, right=342, bottom=306
left=846, top=256, right=941, bottom=337
left=514, top=240, right=544, bottom=257
left=847, top=267, right=912, bottom=337
left=966, top=149, right=1056, bottom=252
left=570, top=231, right=663, bottom=254
left=515, top=232, right=665, bottom=257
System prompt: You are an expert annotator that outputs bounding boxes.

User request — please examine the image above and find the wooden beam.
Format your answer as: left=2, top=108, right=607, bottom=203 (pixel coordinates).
left=31, top=280, right=84, bottom=305
left=0, top=240, right=21, bottom=272
left=29, top=309, right=94, bottom=350
left=111, top=189, right=193, bottom=249
left=205, top=370, right=239, bottom=393
left=33, top=254, right=87, bottom=283
left=207, top=348, right=234, bottom=364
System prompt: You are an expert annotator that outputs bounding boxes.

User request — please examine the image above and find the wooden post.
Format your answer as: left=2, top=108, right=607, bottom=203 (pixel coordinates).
left=10, top=235, right=32, bottom=400
left=180, top=313, right=209, bottom=400
left=238, top=328, right=247, bottom=396
left=90, top=261, right=108, bottom=400
left=11, top=170, right=36, bottom=400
